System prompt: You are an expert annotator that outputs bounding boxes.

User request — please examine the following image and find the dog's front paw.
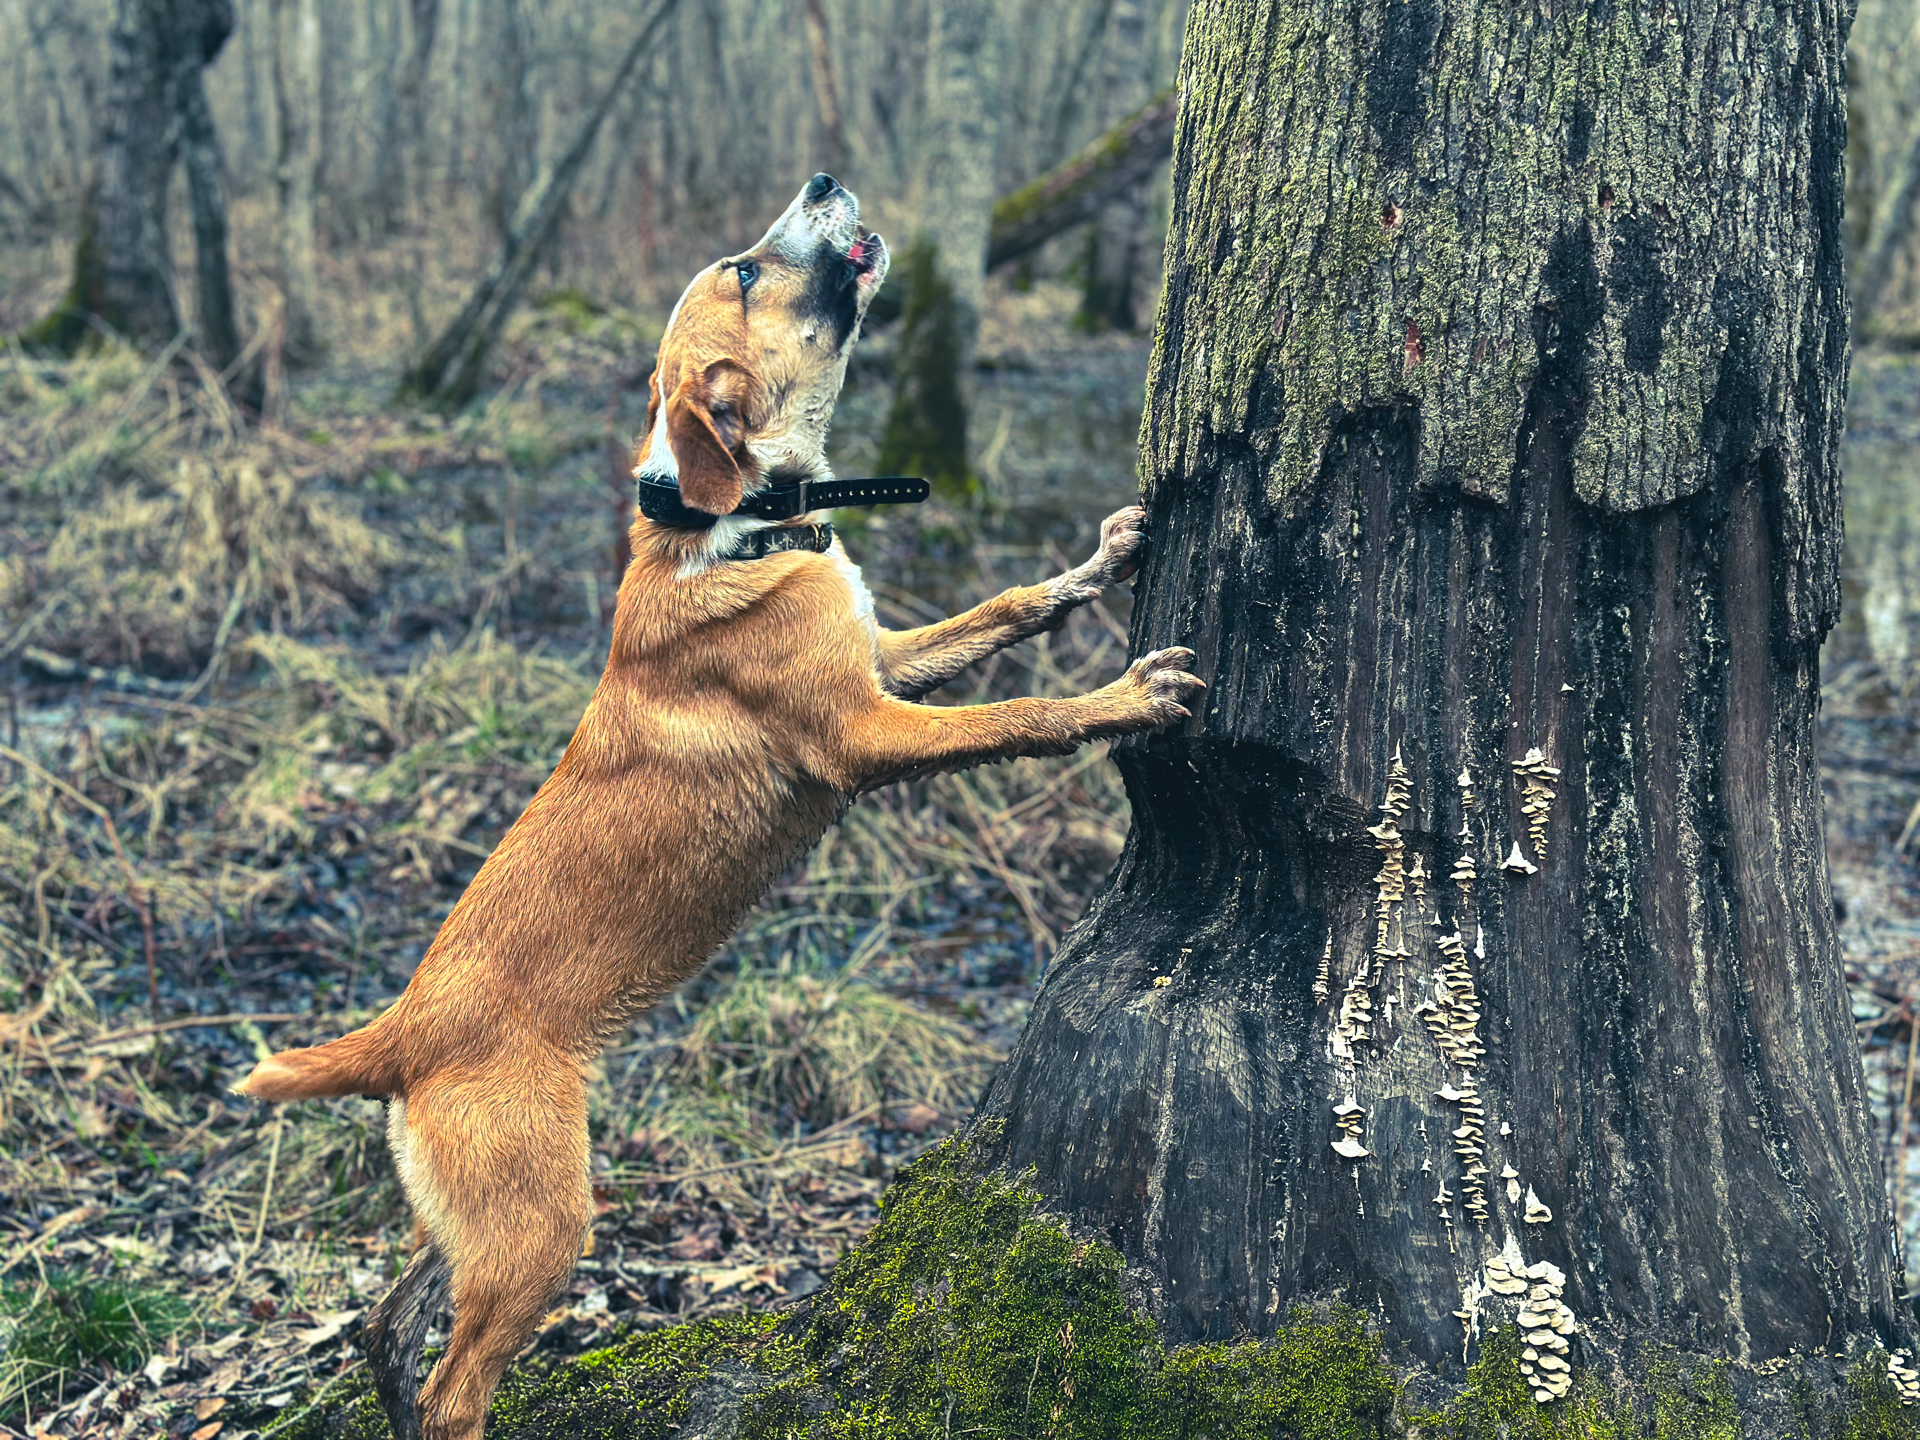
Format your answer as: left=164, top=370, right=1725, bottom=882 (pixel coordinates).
left=1115, top=646, right=1205, bottom=727
left=1082, top=505, right=1147, bottom=589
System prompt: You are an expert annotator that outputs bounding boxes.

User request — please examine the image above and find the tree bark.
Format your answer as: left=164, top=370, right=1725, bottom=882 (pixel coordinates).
left=178, top=69, right=241, bottom=373
left=1077, top=0, right=1151, bottom=331
left=397, top=0, right=681, bottom=410
left=876, top=0, right=1003, bottom=491
left=975, top=0, right=1900, bottom=1402
left=272, top=0, right=322, bottom=364
left=21, top=0, right=236, bottom=357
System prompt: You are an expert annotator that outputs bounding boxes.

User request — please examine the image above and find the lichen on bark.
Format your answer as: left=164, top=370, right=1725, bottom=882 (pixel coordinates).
left=1146, top=0, right=1849, bottom=541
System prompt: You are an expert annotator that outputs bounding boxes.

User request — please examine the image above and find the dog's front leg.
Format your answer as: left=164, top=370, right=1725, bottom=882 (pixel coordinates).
left=840, top=645, right=1202, bottom=792
left=876, top=506, right=1146, bottom=699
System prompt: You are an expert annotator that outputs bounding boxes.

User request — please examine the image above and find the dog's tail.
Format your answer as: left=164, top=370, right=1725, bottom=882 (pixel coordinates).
left=361, top=1240, right=452, bottom=1440
left=234, top=1019, right=401, bottom=1103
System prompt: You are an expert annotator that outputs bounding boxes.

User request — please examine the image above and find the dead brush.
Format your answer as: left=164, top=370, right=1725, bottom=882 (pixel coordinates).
left=2, top=454, right=394, bottom=676
left=228, top=629, right=594, bottom=864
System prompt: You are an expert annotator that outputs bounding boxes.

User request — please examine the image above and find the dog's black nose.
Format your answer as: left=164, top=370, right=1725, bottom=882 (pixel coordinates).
left=806, top=173, right=839, bottom=201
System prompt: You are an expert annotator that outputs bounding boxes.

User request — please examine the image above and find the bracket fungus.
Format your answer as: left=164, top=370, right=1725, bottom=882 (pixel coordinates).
left=1331, top=1095, right=1370, bottom=1160
left=1502, top=841, right=1539, bottom=877
left=1512, top=747, right=1561, bottom=862
left=1523, top=1184, right=1553, bottom=1225
left=1511, top=1259, right=1577, bottom=1402
left=1501, top=1163, right=1521, bottom=1205
left=1889, top=1350, right=1920, bottom=1406
left=1313, top=931, right=1332, bottom=1003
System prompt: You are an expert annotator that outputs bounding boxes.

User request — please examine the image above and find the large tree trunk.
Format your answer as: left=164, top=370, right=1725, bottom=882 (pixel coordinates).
left=975, top=0, right=1901, bottom=1405
left=22, top=0, right=236, bottom=355
left=876, top=0, right=1002, bottom=493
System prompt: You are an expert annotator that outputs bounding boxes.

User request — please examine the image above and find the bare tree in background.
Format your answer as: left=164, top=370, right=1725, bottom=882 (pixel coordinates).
left=877, top=0, right=1002, bottom=491
left=20, top=0, right=242, bottom=365
left=1077, top=0, right=1150, bottom=330
left=271, top=0, right=321, bottom=363
left=374, top=0, right=443, bottom=229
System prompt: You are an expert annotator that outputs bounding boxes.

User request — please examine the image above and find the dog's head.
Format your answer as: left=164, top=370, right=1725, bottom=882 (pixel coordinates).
left=635, top=174, right=888, bottom=518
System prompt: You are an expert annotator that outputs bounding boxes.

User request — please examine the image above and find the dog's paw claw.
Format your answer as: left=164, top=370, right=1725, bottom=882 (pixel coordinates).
left=1119, top=647, right=1204, bottom=726
left=1087, top=506, right=1148, bottom=586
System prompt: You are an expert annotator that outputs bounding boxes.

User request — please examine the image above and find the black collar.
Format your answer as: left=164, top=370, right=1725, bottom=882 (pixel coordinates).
left=635, top=472, right=929, bottom=530
left=723, top=522, right=836, bottom=561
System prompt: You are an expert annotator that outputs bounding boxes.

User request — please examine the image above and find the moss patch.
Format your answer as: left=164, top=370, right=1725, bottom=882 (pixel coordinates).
left=265, top=1141, right=1914, bottom=1439
left=267, top=1140, right=1402, bottom=1439
left=1831, top=1353, right=1920, bottom=1440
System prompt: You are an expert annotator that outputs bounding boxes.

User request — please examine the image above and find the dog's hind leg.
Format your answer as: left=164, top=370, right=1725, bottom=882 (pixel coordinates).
left=400, top=1067, right=592, bottom=1440
left=362, top=1240, right=453, bottom=1440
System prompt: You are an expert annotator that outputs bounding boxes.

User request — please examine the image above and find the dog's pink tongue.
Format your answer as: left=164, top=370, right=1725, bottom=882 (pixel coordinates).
left=847, top=239, right=866, bottom=262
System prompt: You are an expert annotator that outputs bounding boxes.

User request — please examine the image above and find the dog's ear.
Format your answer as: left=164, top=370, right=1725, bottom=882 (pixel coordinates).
left=665, top=363, right=749, bottom=516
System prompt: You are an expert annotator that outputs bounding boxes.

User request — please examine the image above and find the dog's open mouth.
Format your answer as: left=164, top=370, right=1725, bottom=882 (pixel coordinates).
left=846, top=230, right=881, bottom=277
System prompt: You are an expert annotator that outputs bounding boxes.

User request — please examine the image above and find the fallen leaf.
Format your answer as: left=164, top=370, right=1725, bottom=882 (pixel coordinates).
left=192, top=1422, right=223, bottom=1440
left=193, top=1397, right=227, bottom=1420
left=296, top=1308, right=362, bottom=1351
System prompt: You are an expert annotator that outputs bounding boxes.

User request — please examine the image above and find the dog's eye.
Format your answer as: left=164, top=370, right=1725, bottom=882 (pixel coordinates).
left=736, top=260, right=759, bottom=291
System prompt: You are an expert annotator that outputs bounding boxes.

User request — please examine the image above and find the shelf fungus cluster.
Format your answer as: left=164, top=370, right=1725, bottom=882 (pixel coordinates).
left=1450, top=768, right=1477, bottom=900
left=1419, top=929, right=1487, bottom=1069
left=1369, top=746, right=1413, bottom=986
left=1490, top=1257, right=1577, bottom=1403
left=1313, top=931, right=1332, bottom=1004
left=1889, top=1351, right=1920, bottom=1405
left=1524, top=1184, right=1553, bottom=1225
left=1512, top=747, right=1560, bottom=863
left=1331, top=1095, right=1369, bottom=1160
left=1436, top=1079, right=1490, bottom=1222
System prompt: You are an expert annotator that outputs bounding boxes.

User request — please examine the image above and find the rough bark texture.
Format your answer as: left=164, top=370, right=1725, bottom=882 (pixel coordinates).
left=976, top=0, right=1901, bottom=1406
left=23, top=0, right=236, bottom=354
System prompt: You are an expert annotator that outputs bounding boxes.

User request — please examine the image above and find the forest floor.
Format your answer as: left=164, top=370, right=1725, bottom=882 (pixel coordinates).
left=0, top=276, right=1917, bottom=1439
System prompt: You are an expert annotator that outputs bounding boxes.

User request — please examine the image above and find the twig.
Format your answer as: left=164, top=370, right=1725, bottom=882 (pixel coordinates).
left=245, top=1113, right=286, bottom=1277
left=177, top=569, right=251, bottom=705
left=616, top=1103, right=885, bottom=1186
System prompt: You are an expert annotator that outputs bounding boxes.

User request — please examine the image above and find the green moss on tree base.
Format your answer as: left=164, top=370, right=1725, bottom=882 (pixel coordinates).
left=263, top=1141, right=1920, bottom=1438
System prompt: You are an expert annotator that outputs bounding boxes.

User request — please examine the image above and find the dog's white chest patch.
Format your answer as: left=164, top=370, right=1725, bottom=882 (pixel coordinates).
left=829, top=537, right=879, bottom=645
left=828, top=544, right=876, bottom=628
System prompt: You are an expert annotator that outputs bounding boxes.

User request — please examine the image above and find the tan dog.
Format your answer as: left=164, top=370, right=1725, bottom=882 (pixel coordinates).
left=237, top=175, right=1202, bottom=1440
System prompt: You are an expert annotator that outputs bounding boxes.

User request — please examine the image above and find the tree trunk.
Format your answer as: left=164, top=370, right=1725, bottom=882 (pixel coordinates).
left=22, top=0, right=235, bottom=357
left=271, top=0, right=321, bottom=364
left=974, top=0, right=1901, bottom=1406
left=876, top=0, right=1002, bottom=493
left=178, top=69, right=241, bottom=374
left=1077, top=0, right=1151, bottom=331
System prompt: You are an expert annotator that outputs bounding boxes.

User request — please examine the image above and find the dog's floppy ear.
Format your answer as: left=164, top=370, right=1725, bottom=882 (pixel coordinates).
left=664, top=362, right=750, bottom=516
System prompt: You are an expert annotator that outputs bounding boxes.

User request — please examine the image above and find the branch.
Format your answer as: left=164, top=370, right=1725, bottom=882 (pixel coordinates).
left=399, top=0, right=682, bottom=408
left=985, top=89, right=1177, bottom=273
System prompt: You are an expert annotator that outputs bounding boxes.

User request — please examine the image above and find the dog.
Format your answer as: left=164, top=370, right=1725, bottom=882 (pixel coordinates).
left=237, top=173, right=1203, bottom=1440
